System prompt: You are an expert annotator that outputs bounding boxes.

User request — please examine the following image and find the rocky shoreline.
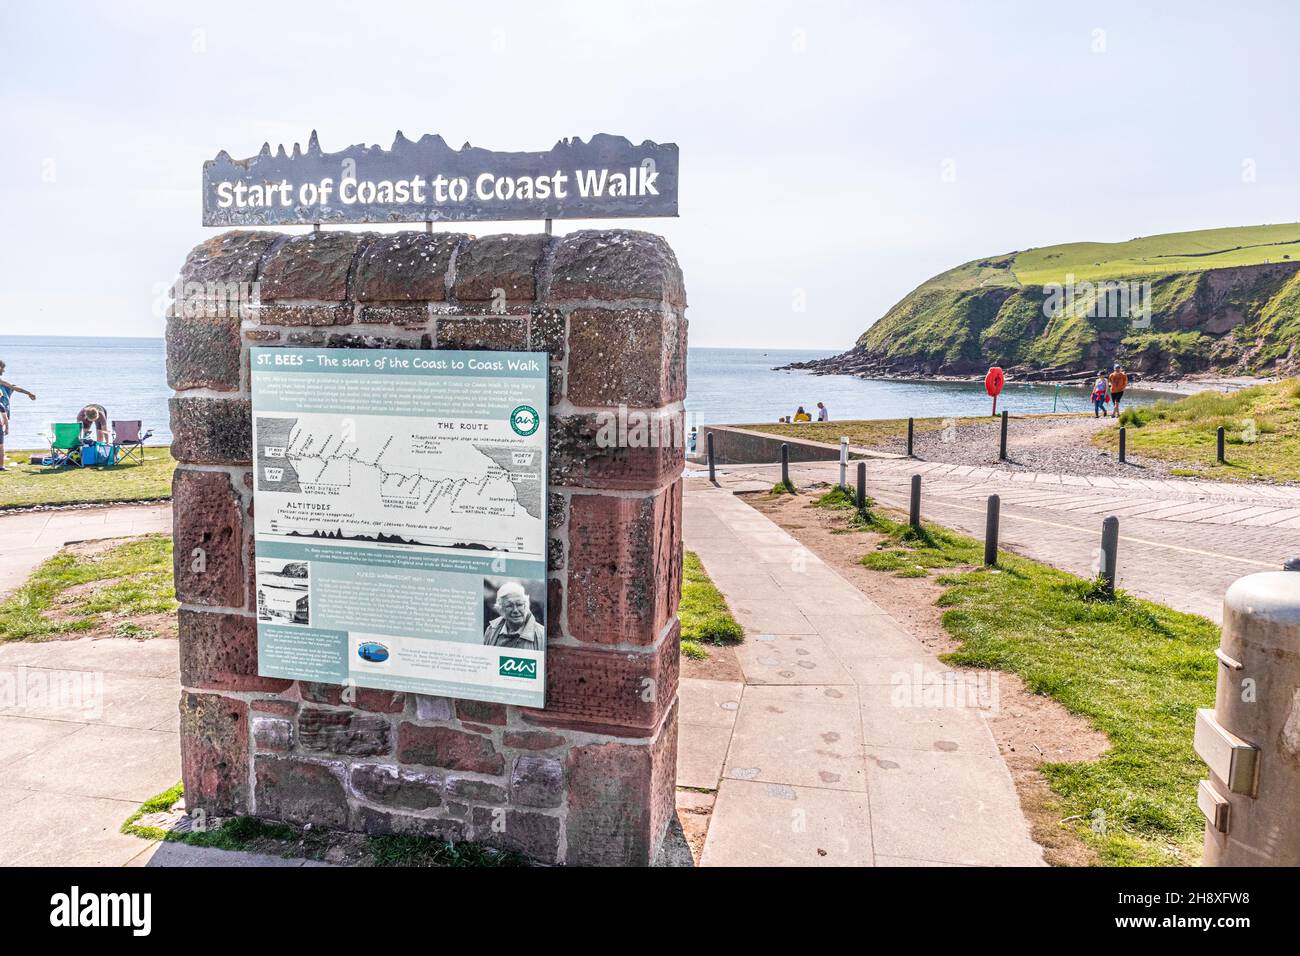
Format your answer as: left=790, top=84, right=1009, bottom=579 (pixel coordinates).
left=778, top=351, right=1278, bottom=397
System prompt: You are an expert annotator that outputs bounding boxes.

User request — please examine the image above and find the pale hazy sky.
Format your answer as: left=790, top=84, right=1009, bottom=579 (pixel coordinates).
left=2, top=1, right=1297, bottom=349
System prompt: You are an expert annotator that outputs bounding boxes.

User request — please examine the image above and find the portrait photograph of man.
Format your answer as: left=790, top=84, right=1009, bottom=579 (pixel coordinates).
left=481, top=578, right=546, bottom=650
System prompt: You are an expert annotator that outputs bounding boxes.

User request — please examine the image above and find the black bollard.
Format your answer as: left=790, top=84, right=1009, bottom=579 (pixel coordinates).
left=781, top=443, right=790, bottom=488
left=856, top=461, right=866, bottom=510
left=984, top=494, right=1000, bottom=566
left=1217, top=425, right=1226, bottom=463
left=707, top=432, right=716, bottom=483
left=1100, top=515, right=1119, bottom=597
left=1119, top=426, right=1126, bottom=464
left=999, top=409, right=1009, bottom=461
left=909, top=474, right=922, bottom=529
left=907, top=417, right=914, bottom=457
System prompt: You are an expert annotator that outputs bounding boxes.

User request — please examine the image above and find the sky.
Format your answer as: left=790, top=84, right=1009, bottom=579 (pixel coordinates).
left=2, top=0, right=1298, bottom=350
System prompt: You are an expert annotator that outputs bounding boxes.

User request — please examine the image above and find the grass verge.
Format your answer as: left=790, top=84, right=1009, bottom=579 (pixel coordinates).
left=121, top=784, right=528, bottom=866
left=0, top=446, right=175, bottom=510
left=815, top=498, right=1219, bottom=865
left=1098, top=378, right=1300, bottom=482
left=0, top=533, right=177, bottom=642
left=680, top=550, right=744, bottom=659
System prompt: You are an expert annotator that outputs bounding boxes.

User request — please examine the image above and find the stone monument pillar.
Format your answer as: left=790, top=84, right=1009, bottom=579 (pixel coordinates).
left=166, top=228, right=686, bottom=865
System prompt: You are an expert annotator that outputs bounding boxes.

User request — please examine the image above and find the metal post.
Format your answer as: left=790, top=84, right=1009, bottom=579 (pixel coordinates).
left=856, top=461, right=866, bottom=510
left=707, top=432, right=716, bottom=484
left=839, top=437, right=848, bottom=489
left=781, top=443, right=790, bottom=489
left=984, top=494, right=1000, bottom=566
left=1119, top=426, right=1127, bottom=464
left=999, top=409, right=1009, bottom=461
left=1217, top=426, right=1226, bottom=463
left=907, top=417, right=914, bottom=457
left=909, top=474, right=921, bottom=529
left=1100, top=515, right=1119, bottom=596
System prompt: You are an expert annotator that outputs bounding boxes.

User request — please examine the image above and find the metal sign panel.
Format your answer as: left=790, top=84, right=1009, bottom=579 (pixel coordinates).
left=203, top=131, right=678, bottom=226
left=250, top=347, right=549, bottom=707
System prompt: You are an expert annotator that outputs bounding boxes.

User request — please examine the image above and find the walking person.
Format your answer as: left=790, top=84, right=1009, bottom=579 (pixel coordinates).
left=0, top=360, right=38, bottom=471
left=816, top=401, right=829, bottom=422
left=1107, top=363, right=1128, bottom=418
left=1090, top=371, right=1109, bottom=418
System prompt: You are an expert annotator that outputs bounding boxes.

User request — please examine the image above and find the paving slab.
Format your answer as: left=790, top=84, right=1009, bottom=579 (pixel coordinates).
left=734, top=633, right=854, bottom=685
left=865, top=746, right=1042, bottom=866
left=699, top=779, right=873, bottom=867
left=6, top=723, right=180, bottom=803
left=722, top=684, right=866, bottom=792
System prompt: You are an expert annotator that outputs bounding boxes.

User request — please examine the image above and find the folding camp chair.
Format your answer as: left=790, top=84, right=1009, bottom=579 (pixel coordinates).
left=112, top=420, right=152, bottom=465
left=47, top=422, right=83, bottom=467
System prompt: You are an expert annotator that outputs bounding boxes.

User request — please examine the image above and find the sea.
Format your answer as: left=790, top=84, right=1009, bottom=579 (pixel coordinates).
left=0, top=337, right=1173, bottom=450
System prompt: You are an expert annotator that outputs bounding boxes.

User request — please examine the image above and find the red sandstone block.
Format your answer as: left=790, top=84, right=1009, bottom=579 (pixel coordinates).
left=169, top=397, right=251, bottom=466
left=179, top=691, right=250, bottom=816
left=254, top=754, right=349, bottom=827
left=549, top=411, right=684, bottom=491
left=471, top=806, right=561, bottom=864
left=521, top=625, right=678, bottom=737
left=452, top=234, right=550, bottom=303
left=566, top=308, right=686, bottom=408
left=397, top=723, right=505, bottom=775
left=178, top=608, right=290, bottom=693
left=172, top=469, right=245, bottom=608
left=354, top=231, right=461, bottom=302
left=547, top=230, right=685, bottom=308
left=565, top=482, right=682, bottom=646
left=455, top=698, right=506, bottom=727
left=259, top=232, right=371, bottom=301
left=355, top=688, right=406, bottom=714
left=562, top=698, right=676, bottom=866
left=503, top=730, right=566, bottom=751
left=434, top=316, right=528, bottom=351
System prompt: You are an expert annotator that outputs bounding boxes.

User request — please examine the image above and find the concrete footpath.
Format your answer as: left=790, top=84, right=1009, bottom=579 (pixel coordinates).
left=0, top=503, right=172, bottom=599
left=707, top=458, right=1300, bottom=623
left=680, top=481, right=1044, bottom=866
left=0, top=503, right=179, bottom=866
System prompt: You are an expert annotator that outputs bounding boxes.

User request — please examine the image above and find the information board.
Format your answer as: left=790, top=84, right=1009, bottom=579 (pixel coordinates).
left=250, top=347, right=549, bottom=707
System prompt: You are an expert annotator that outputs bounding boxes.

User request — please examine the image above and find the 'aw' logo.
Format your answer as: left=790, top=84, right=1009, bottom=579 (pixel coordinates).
left=499, top=656, right=538, bottom=679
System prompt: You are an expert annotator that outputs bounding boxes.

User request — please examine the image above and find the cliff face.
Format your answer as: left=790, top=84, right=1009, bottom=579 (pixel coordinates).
left=800, top=257, right=1300, bottom=380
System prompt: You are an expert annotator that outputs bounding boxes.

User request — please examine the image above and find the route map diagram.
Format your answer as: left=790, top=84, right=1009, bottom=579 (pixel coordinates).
left=254, top=411, right=544, bottom=556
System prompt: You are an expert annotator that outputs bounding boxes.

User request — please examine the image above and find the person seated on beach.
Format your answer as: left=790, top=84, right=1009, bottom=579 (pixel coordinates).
left=1091, top=372, right=1109, bottom=418
left=1107, top=363, right=1128, bottom=419
left=816, top=401, right=829, bottom=422
left=0, top=360, right=38, bottom=472
left=77, top=404, right=110, bottom=443
left=792, top=406, right=812, bottom=423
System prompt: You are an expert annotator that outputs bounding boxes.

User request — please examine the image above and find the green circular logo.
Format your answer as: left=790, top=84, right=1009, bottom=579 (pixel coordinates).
left=510, top=404, right=540, bottom=437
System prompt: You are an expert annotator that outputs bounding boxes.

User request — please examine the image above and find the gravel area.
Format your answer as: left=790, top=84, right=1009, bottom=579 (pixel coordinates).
left=864, top=414, right=1178, bottom=479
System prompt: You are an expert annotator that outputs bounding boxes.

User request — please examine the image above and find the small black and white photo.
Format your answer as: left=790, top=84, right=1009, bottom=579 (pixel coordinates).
left=256, top=559, right=311, bottom=626
left=481, top=576, right=546, bottom=650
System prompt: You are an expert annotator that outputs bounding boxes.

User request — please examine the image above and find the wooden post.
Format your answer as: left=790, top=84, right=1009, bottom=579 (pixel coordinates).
left=856, top=461, right=866, bottom=511
left=781, top=443, right=790, bottom=489
left=984, top=494, right=1000, bottom=566
left=707, top=431, right=716, bottom=484
left=999, top=409, right=1009, bottom=461
left=1217, top=426, right=1226, bottom=463
left=909, top=474, right=921, bottom=529
left=907, top=417, right=914, bottom=457
left=1100, top=515, right=1119, bottom=597
left=1119, top=426, right=1126, bottom=464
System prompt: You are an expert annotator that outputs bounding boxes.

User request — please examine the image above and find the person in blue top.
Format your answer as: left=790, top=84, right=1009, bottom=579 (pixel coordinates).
left=0, top=360, right=38, bottom=471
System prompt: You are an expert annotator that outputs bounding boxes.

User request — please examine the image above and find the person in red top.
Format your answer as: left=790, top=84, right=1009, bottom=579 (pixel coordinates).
left=1107, top=364, right=1128, bottom=418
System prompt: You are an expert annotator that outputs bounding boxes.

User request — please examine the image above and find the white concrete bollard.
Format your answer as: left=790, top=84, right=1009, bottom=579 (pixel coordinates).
left=1196, top=569, right=1300, bottom=865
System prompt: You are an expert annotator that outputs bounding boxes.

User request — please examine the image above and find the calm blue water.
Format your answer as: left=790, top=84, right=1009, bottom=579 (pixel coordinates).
left=685, top=347, right=1172, bottom=427
left=0, top=336, right=172, bottom=450
left=0, top=337, right=1172, bottom=450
